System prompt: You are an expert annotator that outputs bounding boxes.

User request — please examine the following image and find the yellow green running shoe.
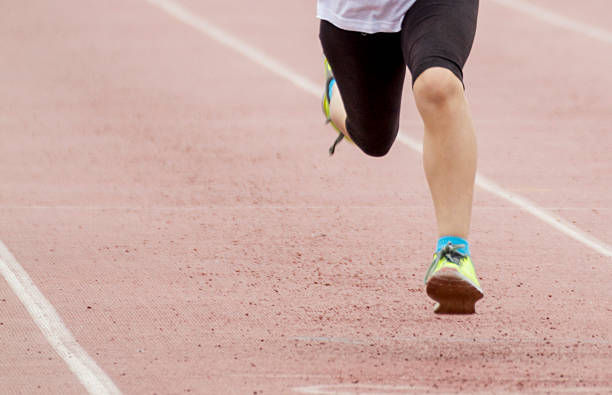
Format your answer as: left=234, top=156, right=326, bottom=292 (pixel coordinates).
left=322, top=58, right=351, bottom=155
left=424, top=242, right=484, bottom=314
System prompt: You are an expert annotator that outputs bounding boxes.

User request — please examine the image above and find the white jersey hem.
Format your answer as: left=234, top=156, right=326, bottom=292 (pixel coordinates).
left=316, top=8, right=402, bottom=34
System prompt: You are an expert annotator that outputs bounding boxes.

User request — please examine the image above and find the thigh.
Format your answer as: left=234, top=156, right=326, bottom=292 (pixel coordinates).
left=319, top=20, right=406, bottom=156
left=401, top=0, right=479, bottom=85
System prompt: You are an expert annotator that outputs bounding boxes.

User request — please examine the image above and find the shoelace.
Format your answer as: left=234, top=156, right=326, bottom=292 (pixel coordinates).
left=424, top=242, right=467, bottom=282
left=328, top=133, right=344, bottom=155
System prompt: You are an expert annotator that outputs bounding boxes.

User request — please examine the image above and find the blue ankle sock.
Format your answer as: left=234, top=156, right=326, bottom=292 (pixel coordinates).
left=437, top=236, right=470, bottom=255
left=328, top=78, right=336, bottom=100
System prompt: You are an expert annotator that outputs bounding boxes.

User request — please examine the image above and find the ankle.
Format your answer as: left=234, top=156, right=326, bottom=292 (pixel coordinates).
left=437, top=236, right=470, bottom=255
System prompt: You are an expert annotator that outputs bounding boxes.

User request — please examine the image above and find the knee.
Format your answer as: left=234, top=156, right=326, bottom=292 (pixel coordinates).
left=347, top=120, right=397, bottom=157
left=359, top=138, right=394, bottom=157
left=413, top=67, right=463, bottom=113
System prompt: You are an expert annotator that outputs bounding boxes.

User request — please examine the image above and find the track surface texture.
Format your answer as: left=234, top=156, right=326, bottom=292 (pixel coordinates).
left=1, top=0, right=611, bottom=394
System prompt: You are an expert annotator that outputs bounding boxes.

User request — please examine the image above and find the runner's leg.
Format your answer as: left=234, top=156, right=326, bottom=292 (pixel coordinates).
left=401, top=0, right=480, bottom=239
left=319, top=20, right=405, bottom=157
left=414, top=67, right=477, bottom=239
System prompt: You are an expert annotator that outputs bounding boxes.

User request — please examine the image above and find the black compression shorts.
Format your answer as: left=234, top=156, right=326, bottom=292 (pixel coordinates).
left=319, top=0, right=479, bottom=157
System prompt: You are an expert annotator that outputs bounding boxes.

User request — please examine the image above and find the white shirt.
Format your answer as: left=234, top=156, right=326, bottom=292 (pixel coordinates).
left=317, top=0, right=418, bottom=34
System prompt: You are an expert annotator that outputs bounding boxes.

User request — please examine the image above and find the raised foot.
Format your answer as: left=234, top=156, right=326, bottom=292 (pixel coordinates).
left=426, top=269, right=484, bottom=314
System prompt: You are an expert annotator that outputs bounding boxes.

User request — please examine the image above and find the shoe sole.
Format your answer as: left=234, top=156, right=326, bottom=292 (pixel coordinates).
left=426, top=268, right=484, bottom=314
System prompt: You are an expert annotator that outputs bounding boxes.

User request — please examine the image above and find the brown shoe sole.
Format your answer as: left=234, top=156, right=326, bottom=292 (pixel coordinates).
left=426, top=268, right=484, bottom=314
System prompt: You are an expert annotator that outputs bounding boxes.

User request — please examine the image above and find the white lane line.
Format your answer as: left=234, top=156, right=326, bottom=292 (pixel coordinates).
left=293, top=383, right=612, bottom=395
left=476, top=175, right=612, bottom=258
left=397, top=133, right=612, bottom=258
left=231, top=373, right=331, bottom=379
left=293, top=335, right=610, bottom=345
left=0, top=205, right=609, bottom=211
left=144, top=0, right=319, bottom=97
left=0, top=241, right=121, bottom=395
left=491, top=0, right=612, bottom=45
left=292, top=336, right=367, bottom=345
left=144, top=0, right=612, bottom=258
left=293, top=383, right=433, bottom=395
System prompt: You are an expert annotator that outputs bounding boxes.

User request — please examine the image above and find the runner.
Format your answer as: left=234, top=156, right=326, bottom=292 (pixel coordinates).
left=318, top=0, right=484, bottom=313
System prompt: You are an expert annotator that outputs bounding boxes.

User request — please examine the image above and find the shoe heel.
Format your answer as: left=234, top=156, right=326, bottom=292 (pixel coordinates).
left=426, top=270, right=483, bottom=314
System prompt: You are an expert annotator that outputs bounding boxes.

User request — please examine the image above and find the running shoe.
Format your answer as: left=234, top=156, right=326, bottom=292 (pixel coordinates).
left=322, top=58, right=351, bottom=155
left=424, top=242, right=484, bottom=314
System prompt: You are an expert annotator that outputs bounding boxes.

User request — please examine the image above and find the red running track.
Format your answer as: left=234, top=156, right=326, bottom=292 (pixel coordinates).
left=0, top=0, right=611, bottom=393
